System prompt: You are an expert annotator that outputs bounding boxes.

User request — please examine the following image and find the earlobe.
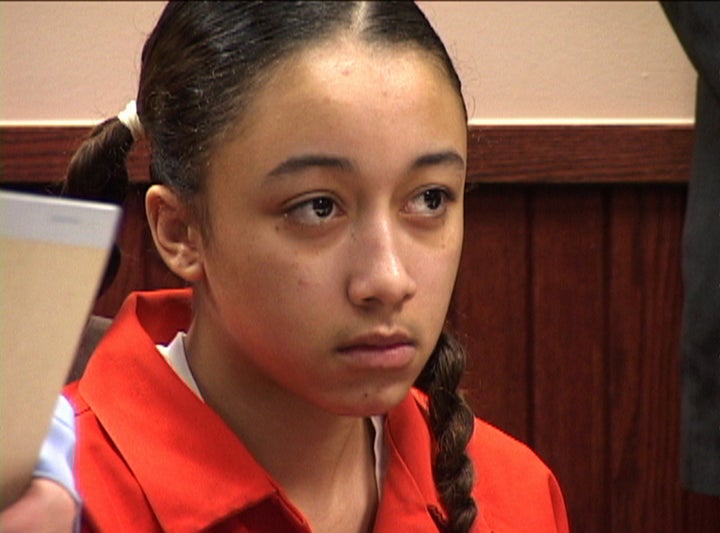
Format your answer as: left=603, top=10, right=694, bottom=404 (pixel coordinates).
left=145, top=185, right=204, bottom=283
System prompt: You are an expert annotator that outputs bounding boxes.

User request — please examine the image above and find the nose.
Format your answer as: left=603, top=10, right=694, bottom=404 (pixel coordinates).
left=346, top=217, right=417, bottom=310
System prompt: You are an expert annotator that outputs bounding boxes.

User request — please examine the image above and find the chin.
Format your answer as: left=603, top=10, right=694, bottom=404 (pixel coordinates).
left=333, top=382, right=414, bottom=417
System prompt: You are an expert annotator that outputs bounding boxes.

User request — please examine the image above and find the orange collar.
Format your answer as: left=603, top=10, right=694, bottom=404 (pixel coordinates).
left=79, top=290, right=492, bottom=532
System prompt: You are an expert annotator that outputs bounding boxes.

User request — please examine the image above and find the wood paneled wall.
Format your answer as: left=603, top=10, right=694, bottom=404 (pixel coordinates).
left=2, top=125, right=719, bottom=532
left=451, top=183, right=708, bottom=532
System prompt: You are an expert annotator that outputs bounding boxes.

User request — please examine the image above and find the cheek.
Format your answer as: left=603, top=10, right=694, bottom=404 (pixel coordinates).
left=411, top=238, right=463, bottom=315
left=417, top=250, right=460, bottom=298
left=423, top=235, right=463, bottom=326
left=240, top=247, right=341, bottom=316
left=421, top=221, right=463, bottom=285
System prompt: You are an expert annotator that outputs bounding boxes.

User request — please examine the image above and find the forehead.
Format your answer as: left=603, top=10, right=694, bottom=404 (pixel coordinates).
left=292, top=38, right=451, bottom=97
left=207, top=37, right=467, bottom=185
left=240, top=37, right=465, bottom=138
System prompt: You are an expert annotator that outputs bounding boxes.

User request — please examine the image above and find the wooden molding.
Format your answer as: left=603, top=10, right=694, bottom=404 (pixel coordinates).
left=466, top=125, right=693, bottom=184
left=1, top=124, right=692, bottom=186
left=0, top=127, right=150, bottom=186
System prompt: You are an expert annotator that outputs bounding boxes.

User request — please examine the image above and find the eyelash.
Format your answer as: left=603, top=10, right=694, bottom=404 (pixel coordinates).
left=285, top=196, right=342, bottom=226
left=403, top=187, right=454, bottom=216
left=284, top=186, right=455, bottom=227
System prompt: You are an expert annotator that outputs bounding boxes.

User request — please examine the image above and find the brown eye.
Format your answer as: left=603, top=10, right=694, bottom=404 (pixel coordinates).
left=286, top=196, right=340, bottom=226
left=310, top=197, right=334, bottom=218
left=404, top=187, right=451, bottom=216
left=423, top=189, right=443, bottom=210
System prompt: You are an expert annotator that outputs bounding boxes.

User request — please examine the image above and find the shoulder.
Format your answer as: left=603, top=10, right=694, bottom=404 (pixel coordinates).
left=63, top=378, right=161, bottom=531
left=406, top=390, right=568, bottom=531
left=469, top=418, right=569, bottom=532
left=406, top=389, right=568, bottom=531
left=470, top=418, right=548, bottom=477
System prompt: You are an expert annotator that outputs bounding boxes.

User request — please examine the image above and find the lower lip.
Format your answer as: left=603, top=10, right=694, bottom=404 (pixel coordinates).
left=338, top=344, right=416, bottom=369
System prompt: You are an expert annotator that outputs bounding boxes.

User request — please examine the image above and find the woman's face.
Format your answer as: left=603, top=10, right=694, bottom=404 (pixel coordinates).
left=194, top=38, right=467, bottom=416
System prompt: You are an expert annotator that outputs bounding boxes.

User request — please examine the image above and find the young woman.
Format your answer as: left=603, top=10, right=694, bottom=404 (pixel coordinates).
left=62, top=2, right=569, bottom=532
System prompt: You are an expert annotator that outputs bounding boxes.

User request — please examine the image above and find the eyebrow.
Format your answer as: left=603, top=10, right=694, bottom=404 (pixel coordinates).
left=267, top=155, right=354, bottom=177
left=265, top=149, right=465, bottom=179
left=410, top=150, right=466, bottom=171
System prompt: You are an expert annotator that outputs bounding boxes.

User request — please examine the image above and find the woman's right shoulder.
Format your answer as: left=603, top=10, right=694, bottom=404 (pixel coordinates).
left=62, top=382, right=163, bottom=532
left=62, top=381, right=87, bottom=415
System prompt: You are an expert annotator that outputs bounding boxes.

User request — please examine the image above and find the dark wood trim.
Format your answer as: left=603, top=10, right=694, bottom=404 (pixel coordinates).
left=466, top=125, right=693, bottom=184
left=0, top=127, right=150, bottom=185
left=1, top=124, right=692, bottom=185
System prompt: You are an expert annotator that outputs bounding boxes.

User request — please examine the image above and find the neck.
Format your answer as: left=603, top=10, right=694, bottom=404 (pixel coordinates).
left=184, top=316, right=378, bottom=532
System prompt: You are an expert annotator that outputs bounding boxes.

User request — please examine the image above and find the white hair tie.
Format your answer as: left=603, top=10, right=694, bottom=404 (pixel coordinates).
left=117, top=100, right=145, bottom=141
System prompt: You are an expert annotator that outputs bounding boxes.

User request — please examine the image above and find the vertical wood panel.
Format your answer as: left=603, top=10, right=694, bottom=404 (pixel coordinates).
left=531, top=189, right=608, bottom=533
left=683, top=492, right=720, bottom=531
left=608, top=187, right=686, bottom=531
left=451, top=186, right=531, bottom=443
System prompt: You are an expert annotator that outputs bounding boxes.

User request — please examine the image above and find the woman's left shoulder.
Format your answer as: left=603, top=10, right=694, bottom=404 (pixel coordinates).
left=470, top=418, right=549, bottom=474
left=469, top=418, right=570, bottom=533
left=402, top=389, right=569, bottom=531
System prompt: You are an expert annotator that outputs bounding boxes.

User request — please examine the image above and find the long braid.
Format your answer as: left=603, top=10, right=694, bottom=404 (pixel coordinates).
left=416, top=331, right=477, bottom=533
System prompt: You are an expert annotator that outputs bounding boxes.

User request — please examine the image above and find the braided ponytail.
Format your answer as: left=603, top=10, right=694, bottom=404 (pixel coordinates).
left=416, top=331, right=477, bottom=533
left=62, top=117, right=136, bottom=293
left=62, top=118, right=134, bottom=204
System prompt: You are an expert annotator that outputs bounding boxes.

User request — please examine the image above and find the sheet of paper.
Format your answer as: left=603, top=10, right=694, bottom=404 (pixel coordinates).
left=0, top=191, right=120, bottom=508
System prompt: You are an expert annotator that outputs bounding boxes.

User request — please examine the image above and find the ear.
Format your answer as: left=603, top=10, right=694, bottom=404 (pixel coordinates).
left=145, top=185, right=204, bottom=283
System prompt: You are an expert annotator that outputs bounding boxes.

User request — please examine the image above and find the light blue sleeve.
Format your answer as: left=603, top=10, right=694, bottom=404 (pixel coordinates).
left=33, top=395, right=79, bottom=503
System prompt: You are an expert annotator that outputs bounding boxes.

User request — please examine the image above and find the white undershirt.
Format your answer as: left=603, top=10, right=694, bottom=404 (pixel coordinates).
left=156, top=332, right=386, bottom=497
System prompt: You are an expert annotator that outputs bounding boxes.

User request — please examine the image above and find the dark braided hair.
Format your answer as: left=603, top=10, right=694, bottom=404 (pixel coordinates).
left=416, top=331, right=478, bottom=532
left=63, top=2, right=476, bottom=530
left=62, top=118, right=133, bottom=293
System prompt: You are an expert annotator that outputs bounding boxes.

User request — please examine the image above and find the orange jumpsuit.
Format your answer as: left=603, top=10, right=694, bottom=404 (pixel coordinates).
left=65, top=289, right=569, bottom=532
